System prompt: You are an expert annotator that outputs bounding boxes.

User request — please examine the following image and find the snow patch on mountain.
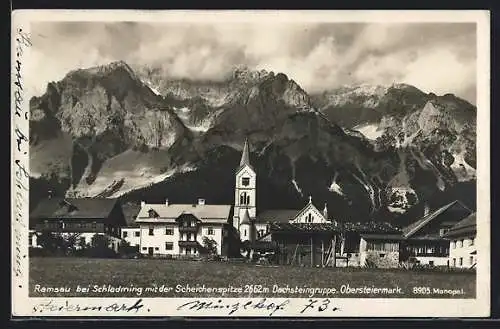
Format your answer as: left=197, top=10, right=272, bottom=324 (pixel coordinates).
left=173, top=107, right=212, bottom=132
left=292, top=179, right=303, bottom=196
left=329, top=181, right=344, bottom=196
left=353, top=123, right=385, bottom=140
left=451, top=150, right=476, bottom=182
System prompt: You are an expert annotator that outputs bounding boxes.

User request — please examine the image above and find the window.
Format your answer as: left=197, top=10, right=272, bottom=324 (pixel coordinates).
left=242, top=177, right=250, bottom=186
left=379, top=253, right=385, bottom=258
left=244, top=229, right=247, bottom=237
left=186, top=247, right=191, bottom=255
left=142, top=247, right=147, bottom=251
left=439, top=228, right=448, bottom=236
left=452, top=258, right=456, bottom=267
left=469, top=256, right=474, bottom=265
left=459, top=257, right=463, bottom=266
left=306, top=213, right=313, bottom=223
left=155, top=247, right=159, bottom=251
left=165, top=228, right=174, bottom=235
left=148, top=228, right=154, bottom=236
left=123, top=231, right=128, bottom=238
left=207, top=227, right=214, bottom=235
left=187, top=233, right=193, bottom=241
left=240, top=192, right=250, bottom=205
left=165, top=242, right=174, bottom=250
left=429, top=261, right=434, bottom=266
left=470, top=238, right=475, bottom=246
left=92, top=222, right=97, bottom=229
left=134, top=231, right=140, bottom=237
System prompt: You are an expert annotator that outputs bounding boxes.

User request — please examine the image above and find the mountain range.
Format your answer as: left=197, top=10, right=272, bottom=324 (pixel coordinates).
left=29, top=60, right=477, bottom=223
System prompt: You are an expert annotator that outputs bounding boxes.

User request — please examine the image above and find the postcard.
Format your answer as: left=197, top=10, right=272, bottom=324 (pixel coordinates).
left=11, top=9, right=490, bottom=318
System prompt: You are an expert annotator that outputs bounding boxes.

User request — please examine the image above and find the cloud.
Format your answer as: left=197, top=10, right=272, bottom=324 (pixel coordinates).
left=28, top=21, right=477, bottom=103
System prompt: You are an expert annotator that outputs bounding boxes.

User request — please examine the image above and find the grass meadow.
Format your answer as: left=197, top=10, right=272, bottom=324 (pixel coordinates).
left=29, top=257, right=476, bottom=298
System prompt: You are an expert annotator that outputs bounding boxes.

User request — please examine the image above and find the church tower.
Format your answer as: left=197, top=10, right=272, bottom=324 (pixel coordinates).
left=233, top=138, right=257, bottom=236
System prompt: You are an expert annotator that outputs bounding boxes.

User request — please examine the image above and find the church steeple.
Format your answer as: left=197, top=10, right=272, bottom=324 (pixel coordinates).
left=240, top=208, right=251, bottom=225
left=240, top=138, right=251, bottom=167
left=233, top=137, right=257, bottom=237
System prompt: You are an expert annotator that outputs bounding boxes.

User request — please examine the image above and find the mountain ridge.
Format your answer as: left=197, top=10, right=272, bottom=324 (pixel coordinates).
left=29, top=61, right=477, bottom=222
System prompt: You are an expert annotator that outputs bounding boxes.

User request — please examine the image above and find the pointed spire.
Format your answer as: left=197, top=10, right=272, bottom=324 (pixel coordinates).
left=308, top=195, right=312, bottom=204
left=240, top=138, right=251, bottom=167
left=240, top=208, right=251, bottom=225
left=323, top=202, right=328, bottom=220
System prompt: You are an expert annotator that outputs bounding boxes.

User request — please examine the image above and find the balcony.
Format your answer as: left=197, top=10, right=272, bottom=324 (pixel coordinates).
left=178, top=226, right=199, bottom=233
left=178, top=240, right=202, bottom=248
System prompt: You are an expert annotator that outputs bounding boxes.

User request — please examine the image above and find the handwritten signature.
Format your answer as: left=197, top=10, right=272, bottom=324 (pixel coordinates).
left=14, top=28, right=31, bottom=120
left=32, top=299, right=146, bottom=314
left=176, top=298, right=341, bottom=316
left=12, top=27, right=31, bottom=283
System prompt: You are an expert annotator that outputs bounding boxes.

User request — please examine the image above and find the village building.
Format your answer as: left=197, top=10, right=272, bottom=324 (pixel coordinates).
left=29, top=197, right=126, bottom=252
left=445, top=212, right=477, bottom=269
left=400, top=200, right=473, bottom=266
left=135, top=198, right=232, bottom=257
left=234, top=139, right=403, bottom=268
left=120, top=203, right=142, bottom=248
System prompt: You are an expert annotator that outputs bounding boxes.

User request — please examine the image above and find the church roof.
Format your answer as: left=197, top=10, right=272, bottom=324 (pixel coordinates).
left=240, top=208, right=252, bottom=225
left=256, top=209, right=300, bottom=224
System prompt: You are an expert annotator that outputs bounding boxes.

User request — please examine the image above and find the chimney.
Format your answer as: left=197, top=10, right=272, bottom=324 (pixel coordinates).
left=198, top=198, right=205, bottom=205
left=165, top=199, right=169, bottom=206
left=424, top=203, right=430, bottom=216
left=141, top=201, right=146, bottom=208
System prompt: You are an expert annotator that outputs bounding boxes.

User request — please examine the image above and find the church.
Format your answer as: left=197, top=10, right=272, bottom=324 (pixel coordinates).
left=232, top=138, right=331, bottom=243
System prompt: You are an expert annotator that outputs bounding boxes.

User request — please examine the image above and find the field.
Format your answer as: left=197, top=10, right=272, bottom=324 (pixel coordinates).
left=29, top=257, right=476, bottom=299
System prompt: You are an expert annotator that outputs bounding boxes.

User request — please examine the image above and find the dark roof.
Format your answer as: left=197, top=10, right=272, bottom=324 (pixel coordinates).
left=269, top=221, right=401, bottom=234
left=402, top=200, right=471, bottom=238
left=444, top=213, right=476, bottom=238
left=256, top=209, right=299, bottom=224
left=30, top=197, right=119, bottom=220
left=121, top=203, right=142, bottom=227
left=360, top=234, right=405, bottom=241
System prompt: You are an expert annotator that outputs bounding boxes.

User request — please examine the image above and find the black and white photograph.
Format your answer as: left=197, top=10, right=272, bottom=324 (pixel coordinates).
left=11, top=10, right=490, bottom=317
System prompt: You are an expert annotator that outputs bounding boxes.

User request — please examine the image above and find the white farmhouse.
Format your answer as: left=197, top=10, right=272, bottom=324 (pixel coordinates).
left=135, top=199, right=232, bottom=257
left=445, top=213, right=477, bottom=269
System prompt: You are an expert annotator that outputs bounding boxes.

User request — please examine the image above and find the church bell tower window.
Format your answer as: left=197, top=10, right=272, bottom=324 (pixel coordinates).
left=242, top=177, right=250, bottom=186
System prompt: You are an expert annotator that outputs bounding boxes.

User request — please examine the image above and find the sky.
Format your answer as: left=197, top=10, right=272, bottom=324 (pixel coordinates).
left=28, top=21, right=477, bottom=104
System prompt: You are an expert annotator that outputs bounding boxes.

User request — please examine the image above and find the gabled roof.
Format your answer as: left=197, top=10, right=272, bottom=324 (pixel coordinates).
left=136, top=203, right=231, bottom=224
left=444, top=213, right=476, bottom=238
left=30, top=197, right=119, bottom=220
left=291, top=197, right=327, bottom=223
left=256, top=209, right=300, bottom=224
left=402, top=200, right=471, bottom=238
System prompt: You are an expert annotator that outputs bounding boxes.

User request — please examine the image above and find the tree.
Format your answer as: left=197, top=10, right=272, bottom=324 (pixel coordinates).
left=37, top=231, right=59, bottom=253
left=202, top=237, right=218, bottom=256
left=89, top=234, right=116, bottom=258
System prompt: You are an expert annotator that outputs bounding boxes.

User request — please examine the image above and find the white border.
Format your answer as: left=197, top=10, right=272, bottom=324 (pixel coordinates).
left=11, top=9, right=491, bottom=318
